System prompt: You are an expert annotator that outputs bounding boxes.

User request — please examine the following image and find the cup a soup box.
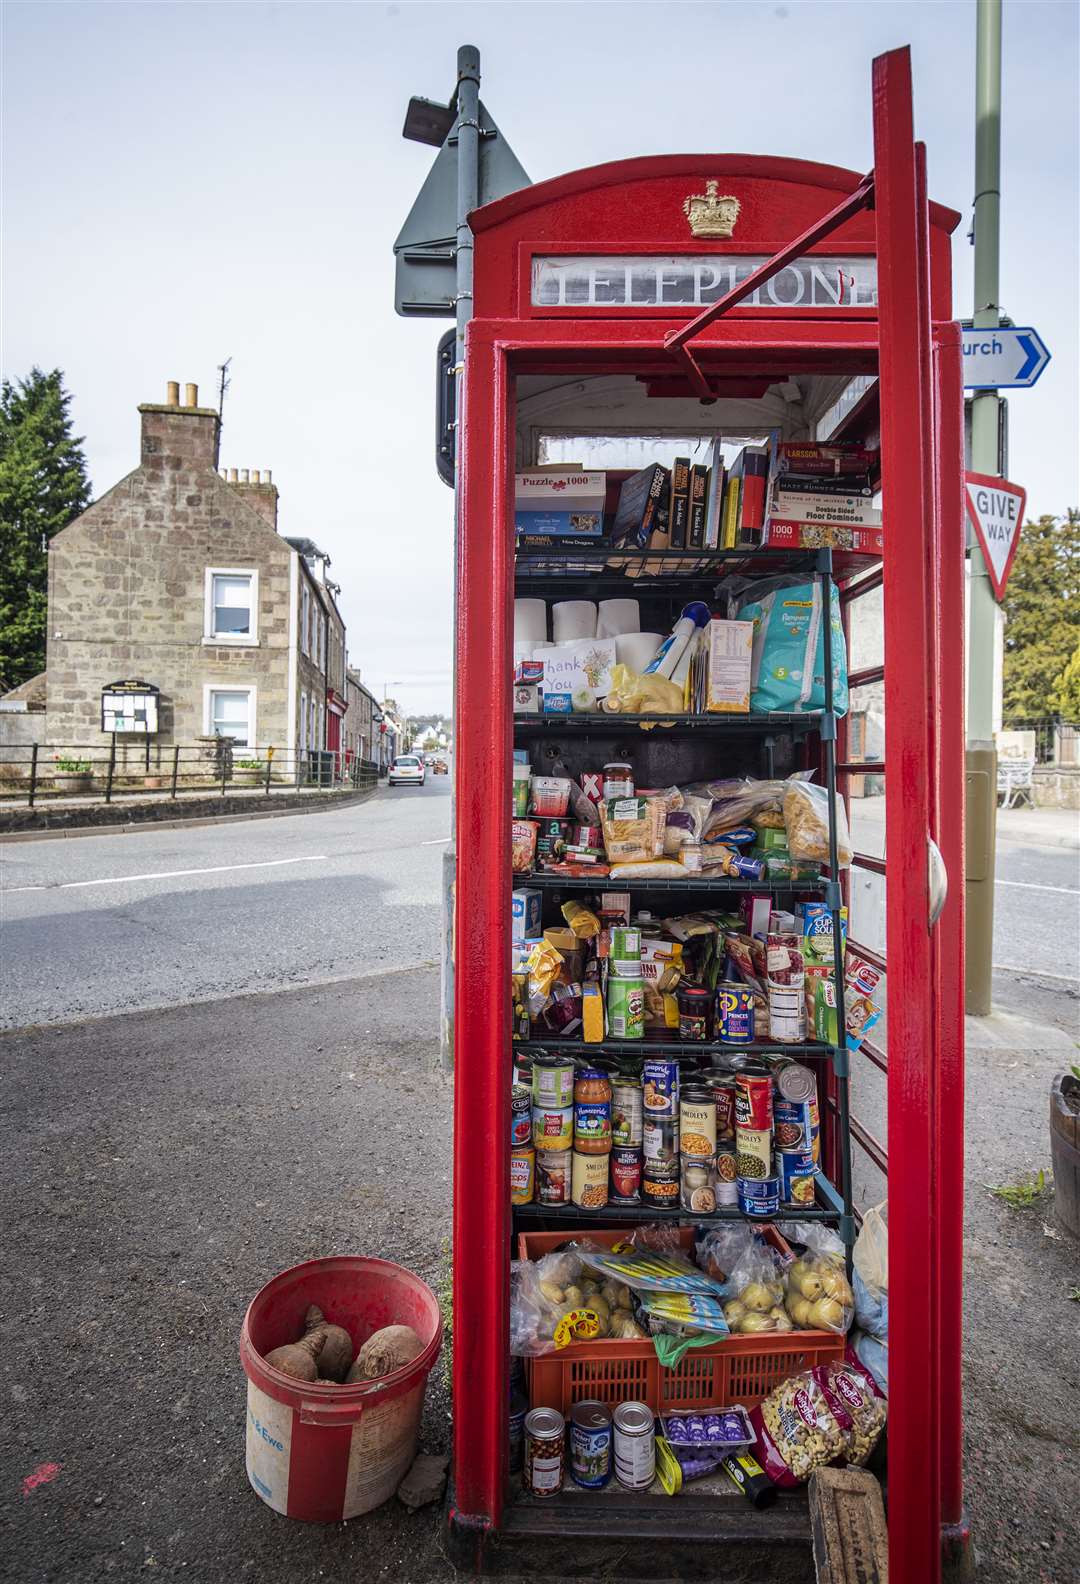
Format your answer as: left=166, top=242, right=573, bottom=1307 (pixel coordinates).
left=515, top=469, right=606, bottom=537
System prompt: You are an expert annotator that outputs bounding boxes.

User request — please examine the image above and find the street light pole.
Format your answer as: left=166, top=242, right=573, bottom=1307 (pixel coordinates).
left=966, top=0, right=1003, bottom=1015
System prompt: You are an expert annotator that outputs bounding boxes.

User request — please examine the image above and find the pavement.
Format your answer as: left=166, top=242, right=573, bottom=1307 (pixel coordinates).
left=2, top=783, right=1078, bottom=1582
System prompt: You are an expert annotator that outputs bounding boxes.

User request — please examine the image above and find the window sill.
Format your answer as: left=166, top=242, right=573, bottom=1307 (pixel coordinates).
left=203, top=636, right=260, bottom=647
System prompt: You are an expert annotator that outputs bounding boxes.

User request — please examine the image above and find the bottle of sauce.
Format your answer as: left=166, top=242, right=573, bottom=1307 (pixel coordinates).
left=574, top=1067, right=613, bottom=1153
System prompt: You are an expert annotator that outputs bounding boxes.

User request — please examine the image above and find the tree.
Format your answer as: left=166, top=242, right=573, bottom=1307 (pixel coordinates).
left=1050, top=640, right=1080, bottom=719
left=0, top=368, right=92, bottom=692
left=1001, top=509, right=1080, bottom=718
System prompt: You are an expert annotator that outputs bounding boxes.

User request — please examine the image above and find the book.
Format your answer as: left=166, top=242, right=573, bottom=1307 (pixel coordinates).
left=773, top=473, right=874, bottom=499
left=688, top=464, right=709, bottom=548
left=776, top=443, right=879, bottom=478
left=703, top=440, right=726, bottom=549
left=767, top=485, right=881, bottom=527
left=737, top=442, right=772, bottom=545
left=611, top=464, right=669, bottom=549
left=669, top=457, right=691, bottom=550
left=515, top=469, right=606, bottom=536
left=721, top=460, right=742, bottom=550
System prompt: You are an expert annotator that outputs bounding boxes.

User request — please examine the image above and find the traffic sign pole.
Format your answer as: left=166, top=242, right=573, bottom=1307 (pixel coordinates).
left=966, top=0, right=1003, bottom=1016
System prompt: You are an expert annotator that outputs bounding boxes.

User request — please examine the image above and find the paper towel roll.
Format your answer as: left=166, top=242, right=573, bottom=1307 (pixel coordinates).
left=597, top=598, right=641, bottom=638
left=552, top=600, right=597, bottom=642
left=615, top=631, right=663, bottom=672
left=513, top=598, right=547, bottom=643
left=512, top=640, right=535, bottom=663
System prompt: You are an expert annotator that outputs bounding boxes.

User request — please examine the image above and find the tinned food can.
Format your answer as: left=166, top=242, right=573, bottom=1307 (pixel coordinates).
left=734, top=1126, right=773, bottom=1182
left=705, top=1075, right=737, bottom=1138
left=533, top=1105, right=573, bottom=1152
left=717, top=982, right=755, bottom=1044
left=642, top=1157, right=680, bottom=1206
left=681, top=1155, right=717, bottom=1214
left=643, top=1116, right=679, bottom=1166
left=524, top=1407, right=565, bottom=1497
left=679, top=1086, right=717, bottom=1159
left=714, top=1137, right=739, bottom=1204
left=511, top=1083, right=532, bottom=1148
left=510, top=1147, right=535, bottom=1205
left=611, top=1076, right=643, bottom=1147
left=773, top=1094, right=820, bottom=1154
left=774, top=1059, right=818, bottom=1104
left=571, top=1149, right=609, bottom=1210
left=569, top=1400, right=612, bottom=1490
left=613, top=1402, right=655, bottom=1490
left=532, top=1057, right=575, bottom=1111
left=738, top=1176, right=781, bottom=1217
left=607, top=976, right=645, bottom=1040
left=734, top=1069, right=774, bottom=1131
left=777, top=1149, right=818, bottom=1207
left=536, top=1148, right=573, bottom=1206
left=610, top=1146, right=642, bottom=1202
left=642, top=1057, right=679, bottom=1118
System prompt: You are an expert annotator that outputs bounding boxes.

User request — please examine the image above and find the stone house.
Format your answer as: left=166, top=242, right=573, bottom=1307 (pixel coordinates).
left=45, top=381, right=342, bottom=768
left=344, top=666, right=380, bottom=768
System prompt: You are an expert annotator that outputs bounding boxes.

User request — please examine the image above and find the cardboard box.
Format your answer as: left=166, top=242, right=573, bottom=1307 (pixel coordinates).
left=705, top=619, right=753, bottom=714
left=582, top=982, right=605, bottom=1042
left=541, top=691, right=573, bottom=714
left=765, top=520, right=884, bottom=555
left=515, top=469, right=606, bottom=537
left=511, top=889, right=543, bottom=942
left=514, top=684, right=541, bottom=714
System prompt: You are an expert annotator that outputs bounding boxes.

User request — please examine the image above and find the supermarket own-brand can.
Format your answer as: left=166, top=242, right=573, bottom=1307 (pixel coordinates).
left=642, top=1160, right=680, bottom=1206
left=773, top=1095, right=820, bottom=1153
left=510, top=1147, right=535, bottom=1205
left=569, top=1400, right=612, bottom=1489
left=642, top=1057, right=679, bottom=1118
left=571, top=1149, right=609, bottom=1209
left=532, top=1058, right=575, bottom=1110
left=714, top=1137, right=739, bottom=1205
left=611, top=1076, right=643, bottom=1147
left=610, top=1146, right=642, bottom=1202
left=536, top=1148, right=573, bottom=1206
left=613, top=1402, right=655, bottom=1490
left=734, top=1069, right=774, bottom=1131
left=681, top=1156, right=717, bottom=1213
left=511, top=1083, right=532, bottom=1148
left=679, top=1086, right=717, bottom=1158
left=738, top=1175, right=781, bottom=1217
left=523, top=1407, right=565, bottom=1497
left=643, top=1116, right=679, bottom=1165
left=607, top=976, right=645, bottom=1039
left=717, top=982, right=755, bottom=1043
left=533, top=1105, right=573, bottom=1152
left=777, top=1148, right=818, bottom=1207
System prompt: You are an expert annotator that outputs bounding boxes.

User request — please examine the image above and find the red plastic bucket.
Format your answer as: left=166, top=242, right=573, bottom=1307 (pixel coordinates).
left=239, top=1255, right=443, bottom=1521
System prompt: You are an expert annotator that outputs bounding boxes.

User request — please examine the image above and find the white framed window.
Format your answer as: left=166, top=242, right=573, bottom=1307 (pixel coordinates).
left=204, top=685, right=256, bottom=748
left=310, top=696, right=318, bottom=748
left=300, top=584, right=310, bottom=656
left=204, top=568, right=258, bottom=644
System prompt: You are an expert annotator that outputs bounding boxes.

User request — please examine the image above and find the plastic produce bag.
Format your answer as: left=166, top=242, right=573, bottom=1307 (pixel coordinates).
left=722, top=1236, right=792, bottom=1335
left=783, top=1252, right=855, bottom=1335
left=736, top=577, right=849, bottom=715
left=852, top=1202, right=889, bottom=1343
left=694, top=1223, right=752, bottom=1284
left=601, top=663, right=685, bottom=716
left=783, top=779, right=853, bottom=868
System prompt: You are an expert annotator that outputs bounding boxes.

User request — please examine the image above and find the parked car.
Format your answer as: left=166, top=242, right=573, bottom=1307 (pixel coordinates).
left=388, top=754, right=426, bottom=787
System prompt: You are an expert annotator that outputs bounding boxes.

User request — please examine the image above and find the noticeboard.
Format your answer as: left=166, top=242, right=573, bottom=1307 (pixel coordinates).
left=101, top=680, right=159, bottom=735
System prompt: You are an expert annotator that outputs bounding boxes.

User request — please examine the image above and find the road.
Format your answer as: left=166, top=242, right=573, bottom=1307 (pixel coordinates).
left=0, top=780, right=450, bottom=1029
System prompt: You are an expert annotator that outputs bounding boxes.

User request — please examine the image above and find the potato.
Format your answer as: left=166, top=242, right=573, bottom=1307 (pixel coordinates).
left=601, top=1280, right=622, bottom=1308
left=581, top=1279, right=600, bottom=1296
left=562, top=1284, right=584, bottom=1308
left=539, top=1279, right=565, bottom=1306
left=616, top=1285, right=632, bottom=1311
left=589, top=1295, right=611, bottom=1323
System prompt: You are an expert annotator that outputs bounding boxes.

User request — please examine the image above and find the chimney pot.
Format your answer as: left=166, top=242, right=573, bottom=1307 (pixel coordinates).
left=166, top=380, right=180, bottom=406
left=185, top=383, right=198, bottom=408
left=252, top=470, right=261, bottom=484
left=240, top=468, right=249, bottom=483
left=228, top=467, right=239, bottom=483
left=265, top=470, right=272, bottom=484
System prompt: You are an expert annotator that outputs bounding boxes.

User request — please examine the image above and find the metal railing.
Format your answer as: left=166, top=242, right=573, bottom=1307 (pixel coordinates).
left=1000, top=715, right=1079, bottom=765
left=0, top=741, right=381, bottom=807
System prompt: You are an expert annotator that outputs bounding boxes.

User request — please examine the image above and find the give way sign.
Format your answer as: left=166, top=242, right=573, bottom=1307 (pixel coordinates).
left=964, top=472, right=1028, bottom=600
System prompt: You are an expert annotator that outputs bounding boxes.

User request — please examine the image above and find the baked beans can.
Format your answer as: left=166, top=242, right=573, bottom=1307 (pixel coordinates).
left=643, top=1116, right=679, bottom=1165
left=571, top=1149, right=609, bottom=1209
left=734, top=1070, right=773, bottom=1131
left=777, top=1149, right=818, bottom=1207
left=510, top=1146, right=535, bottom=1204
left=611, top=1076, right=643, bottom=1147
left=713, top=1138, right=739, bottom=1204
left=774, top=1059, right=818, bottom=1105
left=536, top=1148, right=573, bottom=1205
left=773, top=1095, right=820, bottom=1153
left=524, top=1407, right=564, bottom=1497
left=642, top=1057, right=679, bottom=1118
left=569, top=1400, right=612, bottom=1489
left=511, top=1083, right=532, bottom=1147
left=613, top=1402, right=656, bottom=1490
left=607, top=976, right=645, bottom=1039
left=681, top=1155, right=717, bottom=1213
left=734, top=1125, right=773, bottom=1181
left=610, top=1146, right=642, bottom=1201
left=717, top=982, right=755, bottom=1043
left=738, top=1176, right=781, bottom=1217
left=532, top=1057, right=575, bottom=1110
left=533, top=1105, right=573, bottom=1151
left=679, top=1086, right=717, bottom=1158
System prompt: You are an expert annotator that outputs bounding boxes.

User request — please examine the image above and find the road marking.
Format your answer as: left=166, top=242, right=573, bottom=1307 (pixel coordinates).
left=4, top=856, right=329, bottom=893
left=421, top=837, right=450, bottom=845
left=993, top=962, right=1080, bottom=985
left=995, top=878, right=1079, bottom=896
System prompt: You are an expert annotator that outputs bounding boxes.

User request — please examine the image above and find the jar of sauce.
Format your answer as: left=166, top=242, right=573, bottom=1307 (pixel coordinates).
left=677, top=983, right=713, bottom=1042
left=574, top=1067, right=613, bottom=1153
left=602, top=762, right=634, bottom=799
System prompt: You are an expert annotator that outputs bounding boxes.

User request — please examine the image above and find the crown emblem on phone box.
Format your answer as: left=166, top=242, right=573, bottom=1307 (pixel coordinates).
left=683, top=181, right=741, bottom=238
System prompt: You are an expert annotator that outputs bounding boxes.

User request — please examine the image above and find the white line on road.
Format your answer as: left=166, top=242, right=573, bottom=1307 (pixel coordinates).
left=993, top=962, right=1080, bottom=985
left=4, top=856, right=329, bottom=894
left=995, top=878, right=1079, bottom=896
left=421, top=837, right=450, bottom=845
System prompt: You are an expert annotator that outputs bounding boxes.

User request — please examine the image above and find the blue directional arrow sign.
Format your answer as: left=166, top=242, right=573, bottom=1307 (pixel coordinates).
left=961, top=326, right=1051, bottom=390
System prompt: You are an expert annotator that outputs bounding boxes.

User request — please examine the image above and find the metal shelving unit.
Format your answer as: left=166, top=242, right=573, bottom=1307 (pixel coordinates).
left=514, top=711, right=821, bottom=736
left=520, top=871, right=824, bottom=894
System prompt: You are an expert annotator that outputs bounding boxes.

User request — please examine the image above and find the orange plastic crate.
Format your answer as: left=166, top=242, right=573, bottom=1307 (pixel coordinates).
left=518, top=1224, right=845, bottom=1416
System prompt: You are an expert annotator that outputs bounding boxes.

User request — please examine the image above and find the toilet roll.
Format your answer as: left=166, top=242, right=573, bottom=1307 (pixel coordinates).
left=552, top=600, right=597, bottom=642
left=615, top=631, right=663, bottom=672
left=513, top=598, right=548, bottom=643
left=597, top=598, right=641, bottom=639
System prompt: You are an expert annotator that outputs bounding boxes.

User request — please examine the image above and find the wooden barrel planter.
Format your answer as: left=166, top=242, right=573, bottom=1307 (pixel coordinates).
left=1050, top=1072, right=1080, bottom=1239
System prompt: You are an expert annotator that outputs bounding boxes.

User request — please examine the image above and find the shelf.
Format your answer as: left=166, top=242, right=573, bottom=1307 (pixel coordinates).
left=520, top=871, right=823, bottom=893
left=514, top=1037, right=836, bottom=1060
left=512, top=1190, right=842, bottom=1225
left=514, top=543, right=881, bottom=588
left=514, top=711, right=820, bottom=736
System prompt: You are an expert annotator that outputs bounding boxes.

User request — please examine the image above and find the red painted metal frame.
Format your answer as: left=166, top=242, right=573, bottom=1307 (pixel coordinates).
left=451, top=48, right=965, bottom=1575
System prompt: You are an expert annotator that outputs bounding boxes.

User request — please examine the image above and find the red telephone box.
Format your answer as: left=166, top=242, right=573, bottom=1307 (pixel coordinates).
left=451, top=47, right=966, bottom=1579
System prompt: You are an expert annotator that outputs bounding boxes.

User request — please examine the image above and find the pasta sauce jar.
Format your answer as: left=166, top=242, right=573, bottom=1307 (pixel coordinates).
left=574, top=1068, right=613, bottom=1153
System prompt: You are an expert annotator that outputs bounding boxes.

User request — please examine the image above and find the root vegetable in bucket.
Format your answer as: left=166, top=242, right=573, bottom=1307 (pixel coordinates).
left=304, top=1304, right=354, bottom=1383
left=346, top=1324, right=424, bottom=1382
left=264, top=1327, right=327, bottom=1382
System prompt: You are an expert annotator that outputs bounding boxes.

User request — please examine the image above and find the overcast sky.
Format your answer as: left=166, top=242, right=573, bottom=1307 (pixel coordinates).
left=5, top=0, right=1077, bottom=714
